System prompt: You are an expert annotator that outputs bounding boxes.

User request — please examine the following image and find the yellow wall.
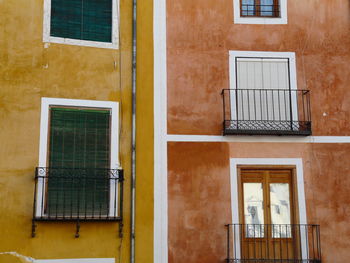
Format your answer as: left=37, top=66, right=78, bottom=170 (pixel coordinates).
left=135, top=0, right=154, bottom=262
left=0, top=0, right=146, bottom=261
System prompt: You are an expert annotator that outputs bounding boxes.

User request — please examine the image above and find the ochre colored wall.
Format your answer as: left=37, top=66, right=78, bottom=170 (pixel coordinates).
left=168, top=142, right=350, bottom=263
left=166, top=0, right=350, bottom=136
left=0, top=0, right=135, bottom=261
left=135, top=0, right=154, bottom=262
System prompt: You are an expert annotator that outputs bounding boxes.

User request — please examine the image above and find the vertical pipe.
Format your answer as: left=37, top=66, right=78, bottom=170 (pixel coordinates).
left=131, top=0, right=137, bottom=260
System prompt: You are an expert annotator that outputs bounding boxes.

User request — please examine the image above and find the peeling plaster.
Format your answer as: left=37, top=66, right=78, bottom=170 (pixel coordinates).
left=0, top=252, right=35, bottom=262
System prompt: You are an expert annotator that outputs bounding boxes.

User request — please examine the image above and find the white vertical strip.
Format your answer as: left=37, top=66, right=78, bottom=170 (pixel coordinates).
left=230, top=158, right=308, bottom=260
left=42, top=0, right=51, bottom=42
left=109, top=102, right=119, bottom=217
left=154, top=0, right=168, bottom=262
left=111, top=0, right=120, bottom=48
left=36, top=98, right=50, bottom=217
left=229, top=52, right=237, bottom=121
left=229, top=159, right=241, bottom=259
left=110, top=103, right=120, bottom=169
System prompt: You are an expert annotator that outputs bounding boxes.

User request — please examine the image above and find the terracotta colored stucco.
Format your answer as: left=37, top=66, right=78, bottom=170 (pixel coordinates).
left=168, top=142, right=350, bottom=263
left=166, top=0, right=350, bottom=136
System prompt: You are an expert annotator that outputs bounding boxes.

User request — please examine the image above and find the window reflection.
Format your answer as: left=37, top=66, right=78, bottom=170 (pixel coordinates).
left=243, top=183, right=264, bottom=237
left=270, top=183, right=292, bottom=238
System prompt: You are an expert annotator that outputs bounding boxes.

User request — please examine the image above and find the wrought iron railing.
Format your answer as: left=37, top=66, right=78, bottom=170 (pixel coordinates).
left=226, top=224, right=321, bottom=263
left=241, top=4, right=280, bottom=17
left=222, top=89, right=312, bottom=136
left=33, top=167, right=124, bottom=221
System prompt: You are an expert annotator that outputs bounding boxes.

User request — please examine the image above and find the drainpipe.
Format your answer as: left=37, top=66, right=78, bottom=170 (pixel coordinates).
left=131, top=0, right=137, bottom=261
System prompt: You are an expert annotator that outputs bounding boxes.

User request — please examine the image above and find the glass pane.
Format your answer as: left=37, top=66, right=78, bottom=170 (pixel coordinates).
left=270, top=183, right=292, bottom=238
left=242, top=0, right=255, bottom=16
left=260, top=0, right=274, bottom=16
left=244, top=183, right=264, bottom=238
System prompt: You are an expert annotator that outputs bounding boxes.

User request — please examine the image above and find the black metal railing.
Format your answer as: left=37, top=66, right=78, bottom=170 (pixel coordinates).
left=226, top=224, right=321, bottom=263
left=33, top=167, right=124, bottom=221
left=222, top=89, right=312, bottom=136
left=241, top=4, right=280, bottom=17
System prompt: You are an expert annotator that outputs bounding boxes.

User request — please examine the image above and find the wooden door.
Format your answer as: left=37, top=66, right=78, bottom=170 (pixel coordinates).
left=239, top=168, right=299, bottom=262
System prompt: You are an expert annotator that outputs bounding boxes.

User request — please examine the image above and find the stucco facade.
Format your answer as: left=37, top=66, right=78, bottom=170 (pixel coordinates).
left=0, top=0, right=154, bottom=262
left=155, top=0, right=350, bottom=263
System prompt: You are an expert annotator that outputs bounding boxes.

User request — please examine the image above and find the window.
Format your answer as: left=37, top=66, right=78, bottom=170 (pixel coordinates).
left=227, top=159, right=322, bottom=262
left=43, top=0, right=119, bottom=49
left=238, top=168, right=300, bottom=260
left=233, top=0, right=287, bottom=24
left=224, top=51, right=311, bottom=135
left=35, top=98, right=120, bottom=219
left=241, top=0, right=280, bottom=17
left=240, top=169, right=294, bottom=239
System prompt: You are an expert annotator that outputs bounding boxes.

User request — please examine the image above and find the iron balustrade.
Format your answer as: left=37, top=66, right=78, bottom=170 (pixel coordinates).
left=241, top=4, right=280, bottom=17
left=222, top=89, right=312, bottom=136
left=225, top=224, right=321, bottom=263
left=32, top=167, right=124, bottom=221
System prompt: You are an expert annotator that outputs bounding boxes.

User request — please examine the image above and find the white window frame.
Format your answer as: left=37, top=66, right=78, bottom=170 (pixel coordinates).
left=229, top=50, right=298, bottom=125
left=233, top=0, right=288, bottom=24
left=230, top=158, right=308, bottom=260
left=43, top=0, right=119, bottom=49
left=35, top=97, right=120, bottom=218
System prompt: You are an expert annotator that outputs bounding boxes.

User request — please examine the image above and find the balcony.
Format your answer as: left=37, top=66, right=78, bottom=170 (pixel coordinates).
left=33, top=167, right=124, bottom=222
left=222, top=89, right=312, bottom=136
left=225, top=224, right=321, bottom=263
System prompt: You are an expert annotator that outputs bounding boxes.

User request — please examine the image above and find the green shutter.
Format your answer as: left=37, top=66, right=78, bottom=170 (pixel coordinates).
left=46, top=107, right=111, bottom=217
left=50, top=0, right=112, bottom=43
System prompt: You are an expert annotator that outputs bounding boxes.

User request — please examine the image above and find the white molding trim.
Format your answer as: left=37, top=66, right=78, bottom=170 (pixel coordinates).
left=36, top=97, right=120, bottom=217
left=36, top=259, right=115, bottom=263
left=166, top=134, right=350, bottom=143
left=230, top=158, right=307, bottom=259
left=154, top=0, right=168, bottom=262
left=43, top=0, right=119, bottom=49
left=233, top=0, right=288, bottom=24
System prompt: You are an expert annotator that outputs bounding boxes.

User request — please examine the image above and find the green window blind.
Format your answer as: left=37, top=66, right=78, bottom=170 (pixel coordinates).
left=50, top=0, right=113, bottom=43
left=46, top=107, right=111, bottom=216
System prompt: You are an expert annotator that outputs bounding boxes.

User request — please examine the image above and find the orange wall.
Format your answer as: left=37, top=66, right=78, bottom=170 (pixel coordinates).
left=168, top=142, right=350, bottom=263
left=166, top=0, right=350, bottom=136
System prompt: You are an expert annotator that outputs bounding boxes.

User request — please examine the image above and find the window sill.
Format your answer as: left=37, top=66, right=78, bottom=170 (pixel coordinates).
left=33, top=216, right=122, bottom=222
left=234, top=16, right=287, bottom=25
left=43, top=36, right=119, bottom=49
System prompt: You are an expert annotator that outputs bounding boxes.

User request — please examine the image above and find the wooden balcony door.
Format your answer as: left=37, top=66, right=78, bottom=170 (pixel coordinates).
left=239, top=168, right=299, bottom=261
